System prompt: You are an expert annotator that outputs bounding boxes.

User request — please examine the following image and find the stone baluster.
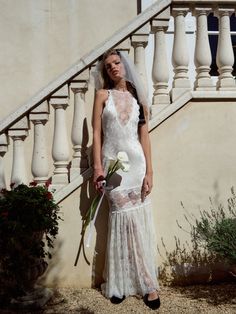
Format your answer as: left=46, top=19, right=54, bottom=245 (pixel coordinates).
left=50, top=86, right=70, bottom=186
left=8, top=117, right=29, bottom=186
left=216, top=7, right=236, bottom=90
left=115, top=38, right=131, bottom=54
left=171, top=7, right=191, bottom=101
left=194, top=6, right=215, bottom=90
left=131, top=25, right=149, bottom=94
left=0, top=134, right=8, bottom=189
left=151, top=7, right=171, bottom=115
left=70, top=77, right=89, bottom=179
left=29, top=102, right=49, bottom=184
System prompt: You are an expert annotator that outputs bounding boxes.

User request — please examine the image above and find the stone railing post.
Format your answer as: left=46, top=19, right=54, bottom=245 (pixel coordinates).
left=0, top=134, right=8, bottom=189
left=29, top=102, right=49, bottom=184
left=50, top=86, right=70, bottom=186
left=70, top=76, right=89, bottom=179
left=194, top=6, right=215, bottom=90
left=151, top=7, right=171, bottom=115
left=216, top=6, right=236, bottom=90
left=8, top=117, right=29, bottom=186
left=171, top=6, right=191, bottom=101
left=115, top=38, right=131, bottom=54
left=131, top=25, right=149, bottom=94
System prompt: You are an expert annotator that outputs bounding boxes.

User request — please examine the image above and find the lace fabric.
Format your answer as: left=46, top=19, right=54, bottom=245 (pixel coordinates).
left=111, top=90, right=133, bottom=126
left=107, top=186, right=146, bottom=212
left=101, top=203, right=159, bottom=298
left=101, top=89, right=159, bottom=298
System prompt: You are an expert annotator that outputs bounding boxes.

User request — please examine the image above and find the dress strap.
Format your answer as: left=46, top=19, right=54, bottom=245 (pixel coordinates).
left=105, top=89, right=110, bottom=102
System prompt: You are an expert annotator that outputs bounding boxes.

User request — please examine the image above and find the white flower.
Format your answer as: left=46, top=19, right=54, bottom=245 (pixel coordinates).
left=117, top=151, right=130, bottom=172
left=106, top=151, right=130, bottom=178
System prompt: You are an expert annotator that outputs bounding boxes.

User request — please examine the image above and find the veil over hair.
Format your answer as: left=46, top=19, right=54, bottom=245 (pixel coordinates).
left=91, top=49, right=149, bottom=110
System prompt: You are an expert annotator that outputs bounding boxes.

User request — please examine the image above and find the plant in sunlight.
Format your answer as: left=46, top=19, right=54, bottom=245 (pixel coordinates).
left=0, top=182, right=62, bottom=298
left=191, top=187, right=236, bottom=265
left=159, top=187, right=236, bottom=285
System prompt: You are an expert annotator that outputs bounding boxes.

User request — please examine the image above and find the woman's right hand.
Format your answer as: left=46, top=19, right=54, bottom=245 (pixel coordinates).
left=93, top=168, right=105, bottom=192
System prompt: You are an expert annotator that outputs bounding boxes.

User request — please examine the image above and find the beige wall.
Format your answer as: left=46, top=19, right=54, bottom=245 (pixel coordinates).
left=41, top=99, right=236, bottom=288
left=0, top=0, right=137, bottom=119
left=41, top=181, right=110, bottom=288
left=151, top=100, right=236, bottom=262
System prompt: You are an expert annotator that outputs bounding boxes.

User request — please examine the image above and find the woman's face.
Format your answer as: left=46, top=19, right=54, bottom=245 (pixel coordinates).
left=104, top=54, right=125, bottom=82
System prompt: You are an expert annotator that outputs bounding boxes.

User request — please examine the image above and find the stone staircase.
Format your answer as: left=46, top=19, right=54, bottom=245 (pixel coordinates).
left=1, top=0, right=236, bottom=288
left=1, top=0, right=235, bottom=205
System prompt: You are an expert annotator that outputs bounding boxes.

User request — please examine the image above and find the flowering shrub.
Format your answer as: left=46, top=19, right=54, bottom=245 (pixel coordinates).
left=0, top=182, right=61, bottom=294
left=0, top=183, right=61, bottom=254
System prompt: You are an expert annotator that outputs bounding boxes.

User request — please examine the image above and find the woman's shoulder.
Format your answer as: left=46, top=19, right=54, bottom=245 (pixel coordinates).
left=95, top=89, right=109, bottom=101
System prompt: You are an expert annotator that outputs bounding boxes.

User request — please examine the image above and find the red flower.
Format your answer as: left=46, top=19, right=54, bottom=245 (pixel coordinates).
left=29, top=181, right=37, bottom=186
left=46, top=192, right=53, bottom=200
left=10, top=182, right=15, bottom=189
left=45, top=179, right=51, bottom=188
left=1, top=211, right=8, bottom=218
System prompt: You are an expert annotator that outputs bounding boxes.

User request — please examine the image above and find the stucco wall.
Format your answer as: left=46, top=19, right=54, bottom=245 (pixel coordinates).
left=41, top=99, right=236, bottom=288
left=151, top=100, right=236, bottom=262
left=0, top=0, right=137, bottom=119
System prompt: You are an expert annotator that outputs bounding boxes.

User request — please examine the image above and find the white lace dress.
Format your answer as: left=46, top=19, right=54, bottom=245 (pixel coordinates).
left=101, top=89, right=159, bottom=298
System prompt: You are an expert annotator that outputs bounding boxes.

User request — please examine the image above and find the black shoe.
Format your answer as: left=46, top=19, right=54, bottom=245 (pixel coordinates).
left=144, top=294, right=161, bottom=310
left=110, top=295, right=126, bottom=304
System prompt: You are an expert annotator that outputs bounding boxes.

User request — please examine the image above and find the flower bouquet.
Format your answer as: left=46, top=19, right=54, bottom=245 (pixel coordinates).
left=84, top=151, right=130, bottom=247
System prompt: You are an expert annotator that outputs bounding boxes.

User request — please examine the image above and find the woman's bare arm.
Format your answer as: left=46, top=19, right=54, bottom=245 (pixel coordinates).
left=139, top=110, right=153, bottom=200
left=92, top=89, right=108, bottom=186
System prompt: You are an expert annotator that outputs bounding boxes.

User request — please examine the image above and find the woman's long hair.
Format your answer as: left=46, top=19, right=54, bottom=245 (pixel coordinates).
left=101, top=49, right=146, bottom=125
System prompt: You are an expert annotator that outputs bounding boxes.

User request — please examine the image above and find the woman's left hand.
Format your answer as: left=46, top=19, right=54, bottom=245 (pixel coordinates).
left=141, top=172, right=153, bottom=202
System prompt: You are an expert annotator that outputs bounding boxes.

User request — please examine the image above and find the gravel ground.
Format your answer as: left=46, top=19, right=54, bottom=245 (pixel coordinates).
left=1, top=283, right=236, bottom=314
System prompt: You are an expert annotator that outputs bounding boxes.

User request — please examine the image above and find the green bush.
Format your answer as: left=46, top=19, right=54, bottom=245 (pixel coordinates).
left=191, top=187, right=236, bottom=264
left=0, top=183, right=62, bottom=297
left=159, top=188, right=236, bottom=285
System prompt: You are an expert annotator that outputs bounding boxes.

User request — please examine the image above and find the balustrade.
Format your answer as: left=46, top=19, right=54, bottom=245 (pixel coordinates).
left=194, top=6, right=214, bottom=90
left=50, top=87, right=70, bottom=186
left=216, top=6, right=236, bottom=90
left=8, top=117, right=29, bottom=186
left=171, top=6, right=191, bottom=101
left=0, top=134, right=8, bottom=189
left=151, top=7, right=171, bottom=114
left=1, top=0, right=236, bottom=195
left=131, top=25, right=149, bottom=94
left=70, top=73, right=89, bottom=179
left=29, top=102, right=49, bottom=184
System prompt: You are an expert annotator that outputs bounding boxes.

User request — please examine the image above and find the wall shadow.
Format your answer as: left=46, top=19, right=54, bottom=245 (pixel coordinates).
left=74, top=177, right=93, bottom=267
left=75, top=174, right=108, bottom=289
left=92, top=197, right=109, bottom=288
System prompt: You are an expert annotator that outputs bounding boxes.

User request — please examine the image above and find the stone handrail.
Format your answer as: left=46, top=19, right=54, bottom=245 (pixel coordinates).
left=0, top=0, right=171, bottom=135
left=173, top=0, right=236, bottom=3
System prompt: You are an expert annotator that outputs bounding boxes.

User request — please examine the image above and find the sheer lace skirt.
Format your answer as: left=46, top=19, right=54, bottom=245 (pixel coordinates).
left=101, top=187, right=159, bottom=299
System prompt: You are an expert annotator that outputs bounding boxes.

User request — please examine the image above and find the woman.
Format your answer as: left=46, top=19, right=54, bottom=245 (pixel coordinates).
left=92, top=49, right=160, bottom=310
